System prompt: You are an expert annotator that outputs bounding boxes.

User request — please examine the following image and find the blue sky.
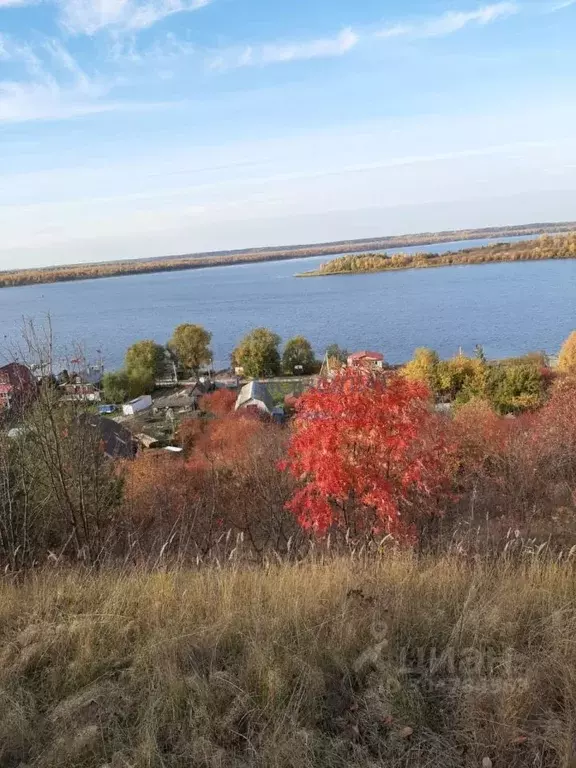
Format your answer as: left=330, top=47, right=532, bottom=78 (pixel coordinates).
left=1, top=0, right=576, bottom=268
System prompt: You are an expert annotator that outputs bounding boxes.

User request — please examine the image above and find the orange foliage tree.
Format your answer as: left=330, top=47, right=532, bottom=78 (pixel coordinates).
left=123, top=411, right=298, bottom=558
left=282, top=369, right=454, bottom=541
left=199, top=389, right=237, bottom=418
left=450, top=382, right=576, bottom=545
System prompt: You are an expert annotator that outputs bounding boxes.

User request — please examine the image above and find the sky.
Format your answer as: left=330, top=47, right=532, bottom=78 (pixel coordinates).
left=1, top=0, right=576, bottom=269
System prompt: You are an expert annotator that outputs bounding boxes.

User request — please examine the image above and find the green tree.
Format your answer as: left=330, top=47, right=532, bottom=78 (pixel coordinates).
left=102, top=371, right=130, bottom=403
left=474, top=344, right=487, bottom=363
left=558, top=331, right=576, bottom=375
left=124, top=340, right=165, bottom=392
left=402, top=348, right=440, bottom=395
left=168, top=324, right=212, bottom=377
left=325, top=344, right=349, bottom=364
left=487, top=363, right=544, bottom=414
left=283, top=336, right=316, bottom=375
left=232, top=328, right=281, bottom=378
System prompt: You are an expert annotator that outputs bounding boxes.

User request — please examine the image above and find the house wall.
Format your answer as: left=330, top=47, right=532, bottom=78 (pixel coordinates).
left=240, top=399, right=270, bottom=414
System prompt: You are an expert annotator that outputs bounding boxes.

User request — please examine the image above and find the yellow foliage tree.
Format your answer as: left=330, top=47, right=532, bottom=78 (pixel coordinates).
left=558, top=331, right=576, bottom=375
left=402, top=348, right=440, bottom=394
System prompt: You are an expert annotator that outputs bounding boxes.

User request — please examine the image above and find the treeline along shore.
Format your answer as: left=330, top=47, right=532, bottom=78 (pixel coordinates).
left=1, top=221, right=576, bottom=288
left=299, top=231, right=576, bottom=277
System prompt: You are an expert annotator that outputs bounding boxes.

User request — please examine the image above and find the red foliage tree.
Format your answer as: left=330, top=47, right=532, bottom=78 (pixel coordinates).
left=282, top=369, right=454, bottom=540
left=199, top=389, right=237, bottom=418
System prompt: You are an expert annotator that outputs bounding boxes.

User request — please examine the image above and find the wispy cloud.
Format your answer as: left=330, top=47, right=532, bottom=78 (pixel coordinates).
left=58, top=0, right=212, bottom=35
left=378, top=3, right=519, bottom=39
left=0, top=33, right=166, bottom=122
left=544, top=0, right=576, bottom=11
left=209, top=4, right=519, bottom=72
left=0, top=0, right=33, bottom=6
left=208, top=28, right=359, bottom=71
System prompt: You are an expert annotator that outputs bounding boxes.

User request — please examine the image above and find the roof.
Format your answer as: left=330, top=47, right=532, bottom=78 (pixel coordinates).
left=0, top=363, right=34, bottom=386
left=80, top=414, right=137, bottom=459
left=348, top=351, right=384, bottom=362
left=235, top=381, right=274, bottom=413
left=127, top=395, right=151, bottom=405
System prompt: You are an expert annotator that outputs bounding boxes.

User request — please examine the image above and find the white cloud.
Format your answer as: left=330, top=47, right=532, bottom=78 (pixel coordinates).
left=378, top=3, right=519, bottom=39
left=0, top=33, right=169, bottom=121
left=58, top=0, right=212, bottom=35
left=545, top=0, right=576, bottom=10
left=0, top=0, right=33, bottom=6
left=208, top=28, right=359, bottom=71
left=209, top=5, right=519, bottom=72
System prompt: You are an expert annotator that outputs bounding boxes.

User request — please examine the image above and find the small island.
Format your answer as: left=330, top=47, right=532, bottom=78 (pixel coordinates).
left=297, top=232, right=576, bottom=277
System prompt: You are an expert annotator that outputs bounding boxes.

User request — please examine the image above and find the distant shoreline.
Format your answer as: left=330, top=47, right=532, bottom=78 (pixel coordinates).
left=297, top=234, right=576, bottom=278
left=2, top=221, right=576, bottom=289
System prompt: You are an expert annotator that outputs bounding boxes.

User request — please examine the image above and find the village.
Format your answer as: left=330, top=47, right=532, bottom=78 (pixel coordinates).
left=0, top=346, right=388, bottom=459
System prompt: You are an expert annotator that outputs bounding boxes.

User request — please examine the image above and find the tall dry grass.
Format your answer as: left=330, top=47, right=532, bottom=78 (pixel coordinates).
left=2, top=555, right=576, bottom=767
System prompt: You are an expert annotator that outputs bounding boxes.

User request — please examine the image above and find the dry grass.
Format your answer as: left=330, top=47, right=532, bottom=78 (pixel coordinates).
left=2, top=555, right=576, bottom=767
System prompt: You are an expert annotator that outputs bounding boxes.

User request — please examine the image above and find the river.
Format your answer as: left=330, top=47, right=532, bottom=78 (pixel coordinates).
left=1, top=235, right=574, bottom=369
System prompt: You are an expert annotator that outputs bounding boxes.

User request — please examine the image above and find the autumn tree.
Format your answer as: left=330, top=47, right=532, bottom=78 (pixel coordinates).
left=124, top=340, right=165, bottom=393
left=232, top=328, right=281, bottom=378
left=282, top=336, right=316, bottom=375
left=402, top=347, right=440, bottom=394
left=437, top=353, right=488, bottom=403
left=282, top=368, right=453, bottom=541
left=199, top=388, right=237, bottom=417
left=558, top=331, right=576, bottom=375
left=168, top=323, right=212, bottom=378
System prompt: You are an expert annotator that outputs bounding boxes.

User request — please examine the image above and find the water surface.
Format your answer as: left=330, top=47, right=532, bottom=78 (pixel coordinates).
left=1, top=236, right=573, bottom=369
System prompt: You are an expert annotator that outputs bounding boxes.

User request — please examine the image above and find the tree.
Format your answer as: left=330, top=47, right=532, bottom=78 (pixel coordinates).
left=558, top=331, right=576, bottom=375
left=124, top=340, right=165, bottom=393
left=282, top=336, right=316, bottom=375
left=102, top=371, right=130, bottom=403
left=282, top=368, right=453, bottom=541
left=325, top=344, right=349, bottom=364
left=402, top=348, right=440, bottom=395
left=487, top=363, right=544, bottom=414
left=232, top=328, right=281, bottom=378
left=199, top=388, right=237, bottom=417
left=168, top=324, right=212, bottom=377
left=437, top=354, right=488, bottom=404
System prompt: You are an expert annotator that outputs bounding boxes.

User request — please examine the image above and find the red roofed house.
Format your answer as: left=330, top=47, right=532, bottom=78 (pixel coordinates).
left=347, top=351, right=385, bottom=370
left=0, top=363, right=36, bottom=411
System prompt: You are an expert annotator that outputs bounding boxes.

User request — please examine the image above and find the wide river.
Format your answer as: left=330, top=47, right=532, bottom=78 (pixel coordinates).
left=1, top=235, right=575, bottom=369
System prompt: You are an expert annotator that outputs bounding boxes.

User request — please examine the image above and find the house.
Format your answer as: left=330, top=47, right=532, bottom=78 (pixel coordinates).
left=122, top=394, right=153, bottom=416
left=80, top=414, right=137, bottom=459
left=135, top=432, right=160, bottom=449
left=61, top=383, right=101, bottom=402
left=347, top=351, right=385, bottom=370
left=235, top=381, right=274, bottom=415
left=0, top=363, right=36, bottom=411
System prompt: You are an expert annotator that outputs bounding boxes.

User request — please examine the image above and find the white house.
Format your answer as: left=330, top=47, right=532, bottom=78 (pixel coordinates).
left=235, top=381, right=274, bottom=415
left=122, top=394, right=153, bottom=416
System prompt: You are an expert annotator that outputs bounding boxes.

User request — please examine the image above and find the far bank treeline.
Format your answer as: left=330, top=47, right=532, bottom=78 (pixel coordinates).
left=302, top=232, right=576, bottom=276
left=2, top=222, right=576, bottom=289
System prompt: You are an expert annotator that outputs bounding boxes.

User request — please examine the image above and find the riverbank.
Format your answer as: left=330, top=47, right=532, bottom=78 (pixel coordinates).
left=298, top=232, right=576, bottom=277
left=1, top=222, right=575, bottom=289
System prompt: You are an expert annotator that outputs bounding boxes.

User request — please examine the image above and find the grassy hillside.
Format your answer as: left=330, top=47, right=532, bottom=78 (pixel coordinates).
left=3, top=555, right=576, bottom=767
